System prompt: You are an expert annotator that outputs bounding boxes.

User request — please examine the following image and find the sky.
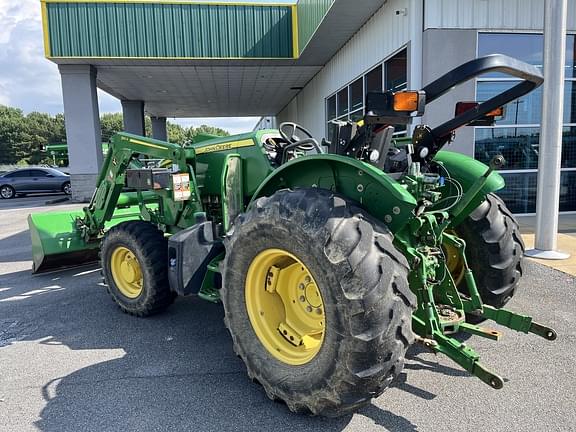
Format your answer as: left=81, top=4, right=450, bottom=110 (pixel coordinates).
left=0, top=0, right=294, bottom=134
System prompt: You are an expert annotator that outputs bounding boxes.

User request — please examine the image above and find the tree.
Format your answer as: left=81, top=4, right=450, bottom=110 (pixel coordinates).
left=100, top=113, right=124, bottom=142
left=167, top=122, right=187, bottom=144
left=23, top=111, right=66, bottom=164
left=185, top=124, right=230, bottom=143
left=0, top=105, right=26, bottom=164
left=0, top=104, right=232, bottom=165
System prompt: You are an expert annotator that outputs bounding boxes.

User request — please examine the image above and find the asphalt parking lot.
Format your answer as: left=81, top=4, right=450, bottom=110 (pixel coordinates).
left=1, top=195, right=575, bottom=432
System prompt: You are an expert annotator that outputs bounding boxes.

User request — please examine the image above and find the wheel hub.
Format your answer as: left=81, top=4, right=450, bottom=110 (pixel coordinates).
left=245, top=248, right=325, bottom=365
left=1, top=186, right=12, bottom=198
left=111, top=246, right=143, bottom=298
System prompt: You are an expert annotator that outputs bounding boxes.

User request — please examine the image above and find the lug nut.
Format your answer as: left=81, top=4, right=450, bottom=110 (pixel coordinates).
left=299, top=296, right=306, bottom=302
left=316, top=308, right=322, bottom=315
left=306, top=306, right=313, bottom=312
left=299, top=283, right=305, bottom=290
left=304, top=276, right=311, bottom=284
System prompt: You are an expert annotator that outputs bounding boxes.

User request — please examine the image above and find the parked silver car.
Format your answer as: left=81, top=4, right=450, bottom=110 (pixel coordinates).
left=0, top=168, right=71, bottom=199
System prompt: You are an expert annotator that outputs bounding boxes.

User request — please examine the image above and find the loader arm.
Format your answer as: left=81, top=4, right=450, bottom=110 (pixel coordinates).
left=80, top=132, right=202, bottom=240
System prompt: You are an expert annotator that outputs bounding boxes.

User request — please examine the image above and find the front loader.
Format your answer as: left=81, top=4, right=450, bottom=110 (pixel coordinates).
left=29, top=55, right=557, bottom=416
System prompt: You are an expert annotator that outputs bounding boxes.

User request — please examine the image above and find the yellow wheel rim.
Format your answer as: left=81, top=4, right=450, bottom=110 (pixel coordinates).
left=245, top=249, right=325, bottom=366
left=110, top=246, right=143, bottom=299
left=444, top=234, right=466, bottom=286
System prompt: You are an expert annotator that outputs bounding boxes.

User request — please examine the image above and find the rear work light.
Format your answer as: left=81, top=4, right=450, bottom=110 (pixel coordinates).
left=455, top=102, right=505, bottom=126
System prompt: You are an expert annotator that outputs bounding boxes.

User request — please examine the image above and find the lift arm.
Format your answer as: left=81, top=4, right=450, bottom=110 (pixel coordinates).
left=79, top=132, right=202, bottom=240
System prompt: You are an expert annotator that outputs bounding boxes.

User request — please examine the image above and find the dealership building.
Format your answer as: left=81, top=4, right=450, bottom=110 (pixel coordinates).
left=41, top=0, right=576, bottom=213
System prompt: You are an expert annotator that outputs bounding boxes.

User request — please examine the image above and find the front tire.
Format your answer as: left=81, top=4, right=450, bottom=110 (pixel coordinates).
left=222, top=188, right=415, bottom=417
left=101, top=221, right=175, bottom=316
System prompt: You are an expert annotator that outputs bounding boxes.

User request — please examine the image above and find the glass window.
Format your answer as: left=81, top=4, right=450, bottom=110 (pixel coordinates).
left=350, top=110, right=364, bottom=122
left=475, top=128, right=540, bottom=170
left=567, top=35, right=575, bottom=79
left=337, top=88, right=348, bottom=117
left=8, top=170, right=30, bottom=178
left=385, top=49, right=408, bottom=91
left=498, top=171, right=576, bottom=213
left=566, top=80, right=576, bottom=124
left=478, top=81, right=574, bottom=125
left=326, top=95, right=336, bottom=121
left=563, top=126, right=576, bottom=168
left=477, top=81, right=543, bottom=125
left=324, top=48, right=408, bottom=137
left=478, top=33, right=544, bottom=77
left=559, top=171, right=576, bottom=212
left=477, top=33, right=576, bottom=214
left=365, top=65, right=382, bottom=93
left=476, top=127, right=576, bottom=169
left=30, top=169, right=49, bottom=177
left=479, top=33, right=576, bottom=78
left=497, top=172, right=538, bottom=213
left=327, top=122, right=337, bottom=142
left=349, top=78, right=363, bottom=112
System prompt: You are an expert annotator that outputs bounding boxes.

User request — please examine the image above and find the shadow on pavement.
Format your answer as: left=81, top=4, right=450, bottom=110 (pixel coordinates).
left=0, top=229, right=33, bottom=263
left=0, top=265, right=429, bottom=431
left=0, top=193, right=68, bottom=210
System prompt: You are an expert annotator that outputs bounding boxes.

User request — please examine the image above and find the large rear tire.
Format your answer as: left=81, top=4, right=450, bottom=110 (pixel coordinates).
left=222, top=188, right=415, bottom=417
left=101, top=221, right=175, bottom=316
left=453, top=193, right=524, bottom=313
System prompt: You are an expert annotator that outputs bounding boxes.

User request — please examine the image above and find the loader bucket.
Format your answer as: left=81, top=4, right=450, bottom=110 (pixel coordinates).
left=29, top=210, right=97, bottom=274
left=28, top=206, right=143, bottom=274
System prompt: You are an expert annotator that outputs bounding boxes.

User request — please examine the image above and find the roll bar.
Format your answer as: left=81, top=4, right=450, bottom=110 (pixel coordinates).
left=412, top=54, right=544, bottom=162
left=423, top=54, right=543, bottom=139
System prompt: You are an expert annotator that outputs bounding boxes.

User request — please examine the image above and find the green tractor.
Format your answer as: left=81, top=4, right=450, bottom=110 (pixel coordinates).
left=29, top=55, right=556, bottom=417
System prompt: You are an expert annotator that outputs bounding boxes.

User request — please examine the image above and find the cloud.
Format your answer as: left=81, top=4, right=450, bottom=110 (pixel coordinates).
left=0, top=1, right=61, bottom=113
left=0, top=0, right=264, bottom=134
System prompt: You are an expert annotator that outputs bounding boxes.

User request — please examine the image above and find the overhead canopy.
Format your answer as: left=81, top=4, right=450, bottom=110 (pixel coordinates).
left=42, top=0, right=387, bottom=117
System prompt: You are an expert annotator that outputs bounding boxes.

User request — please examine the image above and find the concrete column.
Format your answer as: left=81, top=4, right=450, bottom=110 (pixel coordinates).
left=59, top=65, right=102, bottom=202
left=151, top=116, right=167, bottom=141
left=121, top=100, right=145, bottom=136
left=526, top=0, right=570, bottom=260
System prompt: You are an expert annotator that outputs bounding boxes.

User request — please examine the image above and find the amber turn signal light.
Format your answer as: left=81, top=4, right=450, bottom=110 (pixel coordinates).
left=393, top=92, right=420, bottom=112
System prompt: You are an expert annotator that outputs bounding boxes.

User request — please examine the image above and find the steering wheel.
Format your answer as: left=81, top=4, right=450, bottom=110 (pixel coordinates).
left=278, top=122, right=324, bottom=163
left=279, top=122, right=314, bottom=143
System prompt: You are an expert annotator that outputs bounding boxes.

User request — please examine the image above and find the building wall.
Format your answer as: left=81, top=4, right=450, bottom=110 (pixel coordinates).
left=283, top=0, right=576, bottom=141
left=425, top=0, right=576, bottom=31
left=278, top=0, right=411, bottom=138
left=421, top=29, right=477, bottom=157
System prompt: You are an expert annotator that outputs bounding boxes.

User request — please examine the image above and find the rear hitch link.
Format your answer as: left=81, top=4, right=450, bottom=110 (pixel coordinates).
left=403, top=156, right=557, bottom=390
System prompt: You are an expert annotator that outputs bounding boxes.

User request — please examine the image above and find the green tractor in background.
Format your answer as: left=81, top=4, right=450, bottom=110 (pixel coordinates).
left=29, top=55, right=556, bottom=417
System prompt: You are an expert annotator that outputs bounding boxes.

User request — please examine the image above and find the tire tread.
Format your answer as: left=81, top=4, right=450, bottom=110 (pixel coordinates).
left=222, top=188, right=416, bottom=417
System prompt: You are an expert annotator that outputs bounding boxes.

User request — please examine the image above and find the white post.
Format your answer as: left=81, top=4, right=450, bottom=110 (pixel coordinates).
left=526, top=0, right=570, bottom=260
left=408, top=0, right=424, bottom=134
